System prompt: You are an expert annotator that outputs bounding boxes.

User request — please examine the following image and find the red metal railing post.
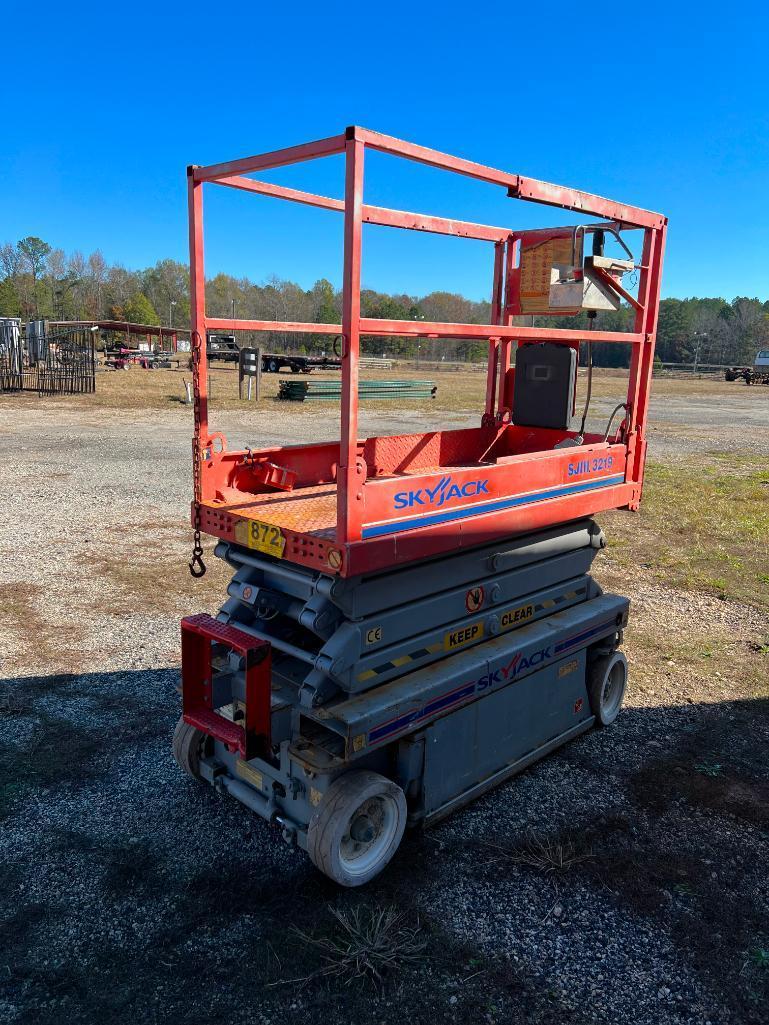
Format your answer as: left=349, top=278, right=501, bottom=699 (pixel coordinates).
left=500, top=239, right=520, bottom=415
left=187, top=170, right=209, bottom=473
left=626, top=223, right=666, bottom=492
left=338, top=135, right=365, bottom=543
left=496, top=338, right=512, bottom=415
left=484, top=241, right=505, bottom=421
left=494, top=238, right=512, bottom=416
left=484, top=340, right=499, bottom=421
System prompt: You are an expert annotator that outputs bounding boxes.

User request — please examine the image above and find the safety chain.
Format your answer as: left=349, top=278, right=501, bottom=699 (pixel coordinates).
left=188, top=329, right=206, bottom=578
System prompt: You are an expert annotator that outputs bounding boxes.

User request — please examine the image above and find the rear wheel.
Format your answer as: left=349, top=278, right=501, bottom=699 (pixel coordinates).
left=172, top=716, right=208, bottom=780
left=587, top=651, right=627, bottom=727
left=306, top=770, right=407, bottom=886
left=268, top=358, right=280, bottom=373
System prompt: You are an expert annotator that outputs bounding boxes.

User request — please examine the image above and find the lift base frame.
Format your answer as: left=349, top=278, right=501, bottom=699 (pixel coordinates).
left=183, top=522, right=627, bottom=853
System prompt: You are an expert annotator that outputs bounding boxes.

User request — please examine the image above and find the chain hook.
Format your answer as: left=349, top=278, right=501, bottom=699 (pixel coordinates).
left=189, top=541, right=207, bottom=578
left=188, top=329, right=207, bottom=579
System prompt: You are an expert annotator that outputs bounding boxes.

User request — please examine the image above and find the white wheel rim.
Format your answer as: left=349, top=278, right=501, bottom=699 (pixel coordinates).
left=601, top=659, right=626, bottom=719
left=338, top=794, right=399, bottom=878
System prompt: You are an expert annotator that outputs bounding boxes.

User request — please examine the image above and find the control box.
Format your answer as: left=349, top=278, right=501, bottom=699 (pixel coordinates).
left=512, top=342, right=577, bottom=430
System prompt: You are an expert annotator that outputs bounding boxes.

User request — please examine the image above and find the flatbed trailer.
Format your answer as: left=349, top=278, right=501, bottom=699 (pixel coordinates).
left=262, top=353, right=342, bottom=374
left=173, top=126, right=666, bottom=884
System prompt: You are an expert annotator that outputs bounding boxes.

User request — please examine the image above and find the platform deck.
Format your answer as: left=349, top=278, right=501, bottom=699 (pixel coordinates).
left=197, top=431, right=633, bottom=577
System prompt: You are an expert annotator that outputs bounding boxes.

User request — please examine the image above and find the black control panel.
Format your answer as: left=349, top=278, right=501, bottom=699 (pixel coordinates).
left=512, top=342, right=577, bottom=430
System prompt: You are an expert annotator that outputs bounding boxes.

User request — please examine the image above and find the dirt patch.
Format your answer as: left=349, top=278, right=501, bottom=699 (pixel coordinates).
left=81, top=526, right=232, bottom=618
left=0, top=583, right=86, bottom=675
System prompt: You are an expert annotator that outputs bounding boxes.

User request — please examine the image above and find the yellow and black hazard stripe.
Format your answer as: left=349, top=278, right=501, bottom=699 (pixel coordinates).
left=357, top=640, right=444, bottom=682
left=534, top=586, right=585, bottom=612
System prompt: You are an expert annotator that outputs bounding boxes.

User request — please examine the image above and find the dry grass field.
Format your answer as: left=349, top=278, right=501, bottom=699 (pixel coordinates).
left=1, top=364, right=768, bottom=1025
left=53, top=360, right=761, bottom=416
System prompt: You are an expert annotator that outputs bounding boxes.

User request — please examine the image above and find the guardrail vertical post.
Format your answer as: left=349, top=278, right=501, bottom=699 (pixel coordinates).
left=338, top=132, right=365, bottom=543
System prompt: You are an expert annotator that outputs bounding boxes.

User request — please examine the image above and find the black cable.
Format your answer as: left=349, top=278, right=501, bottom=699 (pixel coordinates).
left=602, top=402, right=629, bottom=442
left=577, top=311, right=597, bottom=440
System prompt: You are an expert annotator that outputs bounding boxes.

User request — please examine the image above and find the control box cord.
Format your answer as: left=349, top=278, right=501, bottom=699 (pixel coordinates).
left=576, top=311, right=597, bottom=442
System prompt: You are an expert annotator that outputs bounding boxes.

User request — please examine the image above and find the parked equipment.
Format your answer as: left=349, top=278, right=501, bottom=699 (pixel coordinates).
left=724, top=349, right=769, bottom=384
left=207, top=334, right=240, bottom=362
left=173, top=127, right=667, bottom=886
left=262, top=353, right=342, bottom=374
left=206, top=334, right=343, bottom=373
left=103, top=345, right=172, bottom=370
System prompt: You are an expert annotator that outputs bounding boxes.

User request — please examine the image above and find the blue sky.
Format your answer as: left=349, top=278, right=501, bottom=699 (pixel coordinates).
left=2, top=3, right=768, bottom=302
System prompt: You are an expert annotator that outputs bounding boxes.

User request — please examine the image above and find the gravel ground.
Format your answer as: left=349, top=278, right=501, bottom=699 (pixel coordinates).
left=1, top=389, right=768, bottom=1024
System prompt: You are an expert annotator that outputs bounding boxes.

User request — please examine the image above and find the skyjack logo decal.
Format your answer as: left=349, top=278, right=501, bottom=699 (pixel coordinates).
left=476, top=646, right=551, bottom=691
left=367, top=644, right=552, bottom=745
left=364, top=473, right=625, bottom=539
left=393, top=476, right=490, bottom=510
left=366, top=619, right=617, bottom=746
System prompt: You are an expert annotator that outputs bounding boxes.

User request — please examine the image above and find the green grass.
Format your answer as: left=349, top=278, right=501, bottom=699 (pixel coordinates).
left=605, top=458, right=769, bottom=609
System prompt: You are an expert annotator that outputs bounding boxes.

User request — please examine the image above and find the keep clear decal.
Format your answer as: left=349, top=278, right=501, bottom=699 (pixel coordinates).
left=444, top=621, right=484, bottom=651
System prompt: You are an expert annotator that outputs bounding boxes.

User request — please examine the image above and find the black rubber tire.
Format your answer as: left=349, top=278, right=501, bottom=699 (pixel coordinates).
left=587, top=651, right=627, bottom=727
left=306, top=770, right=407, bottom=887
left=172, top=716, right=207, bottom=780
left=290, top=364, right=301, bottom=373
left=268, top=359, right=280, bottom=373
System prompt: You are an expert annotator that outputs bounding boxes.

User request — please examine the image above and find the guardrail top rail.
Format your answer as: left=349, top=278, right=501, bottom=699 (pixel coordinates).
left=188, top=126, right=667, bottom=577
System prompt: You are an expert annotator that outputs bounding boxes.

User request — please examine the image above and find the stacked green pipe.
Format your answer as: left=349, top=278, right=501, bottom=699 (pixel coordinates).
left=278, top=379, right=436, bottom=401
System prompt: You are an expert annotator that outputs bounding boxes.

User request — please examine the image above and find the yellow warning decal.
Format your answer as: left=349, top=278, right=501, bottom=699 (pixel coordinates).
left=444, top=621, right=484, bottom=651
left=500, top=604, right=535, bottom=630
left=235, top=760, right=264, bottom=790
left=559, top=659, right=579, bottom=678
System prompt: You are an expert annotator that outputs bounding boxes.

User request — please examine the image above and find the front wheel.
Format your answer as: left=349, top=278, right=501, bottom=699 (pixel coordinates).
left=306, top=770, right=407, bottom=886
left=172, top=716, right=208, bottom=780
left=268, top=359, right=280, bottom=373
left=587, top=651, right=627, bottom=727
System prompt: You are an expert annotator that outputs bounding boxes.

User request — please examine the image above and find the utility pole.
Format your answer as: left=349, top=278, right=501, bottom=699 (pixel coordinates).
left=169, top=299, right=177, bottom=328
left=692, top=331, right=707, bottom=376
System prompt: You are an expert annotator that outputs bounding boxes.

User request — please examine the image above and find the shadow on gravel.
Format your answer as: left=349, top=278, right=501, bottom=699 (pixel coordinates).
left=0, top=669, right=173, bottom=820
left=470, top=695, right=769, bottom=1025
left=1, top=668, right=768, bottom=1024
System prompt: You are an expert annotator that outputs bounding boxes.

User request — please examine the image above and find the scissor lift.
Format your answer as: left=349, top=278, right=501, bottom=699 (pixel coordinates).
left=173, top=127, right=666, bottom=885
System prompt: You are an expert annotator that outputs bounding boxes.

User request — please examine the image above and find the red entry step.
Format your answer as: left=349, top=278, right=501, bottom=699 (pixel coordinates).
left=181, top=613, right=271, bottom=758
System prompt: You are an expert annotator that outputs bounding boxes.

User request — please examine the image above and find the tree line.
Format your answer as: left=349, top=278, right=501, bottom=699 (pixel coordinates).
left=1, top=236, right=767, bottom=366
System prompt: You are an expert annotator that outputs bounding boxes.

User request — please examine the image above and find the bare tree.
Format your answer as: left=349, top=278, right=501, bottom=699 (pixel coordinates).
left=88, top=251, right=108, bottom=318
left=0, top=242, right=22, bottom=280
left=17, top=237, right=52, bottom=317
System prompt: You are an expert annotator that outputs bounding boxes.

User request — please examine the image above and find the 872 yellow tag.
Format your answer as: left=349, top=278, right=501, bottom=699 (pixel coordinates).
left=245, top=519, right=286, bottom=558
